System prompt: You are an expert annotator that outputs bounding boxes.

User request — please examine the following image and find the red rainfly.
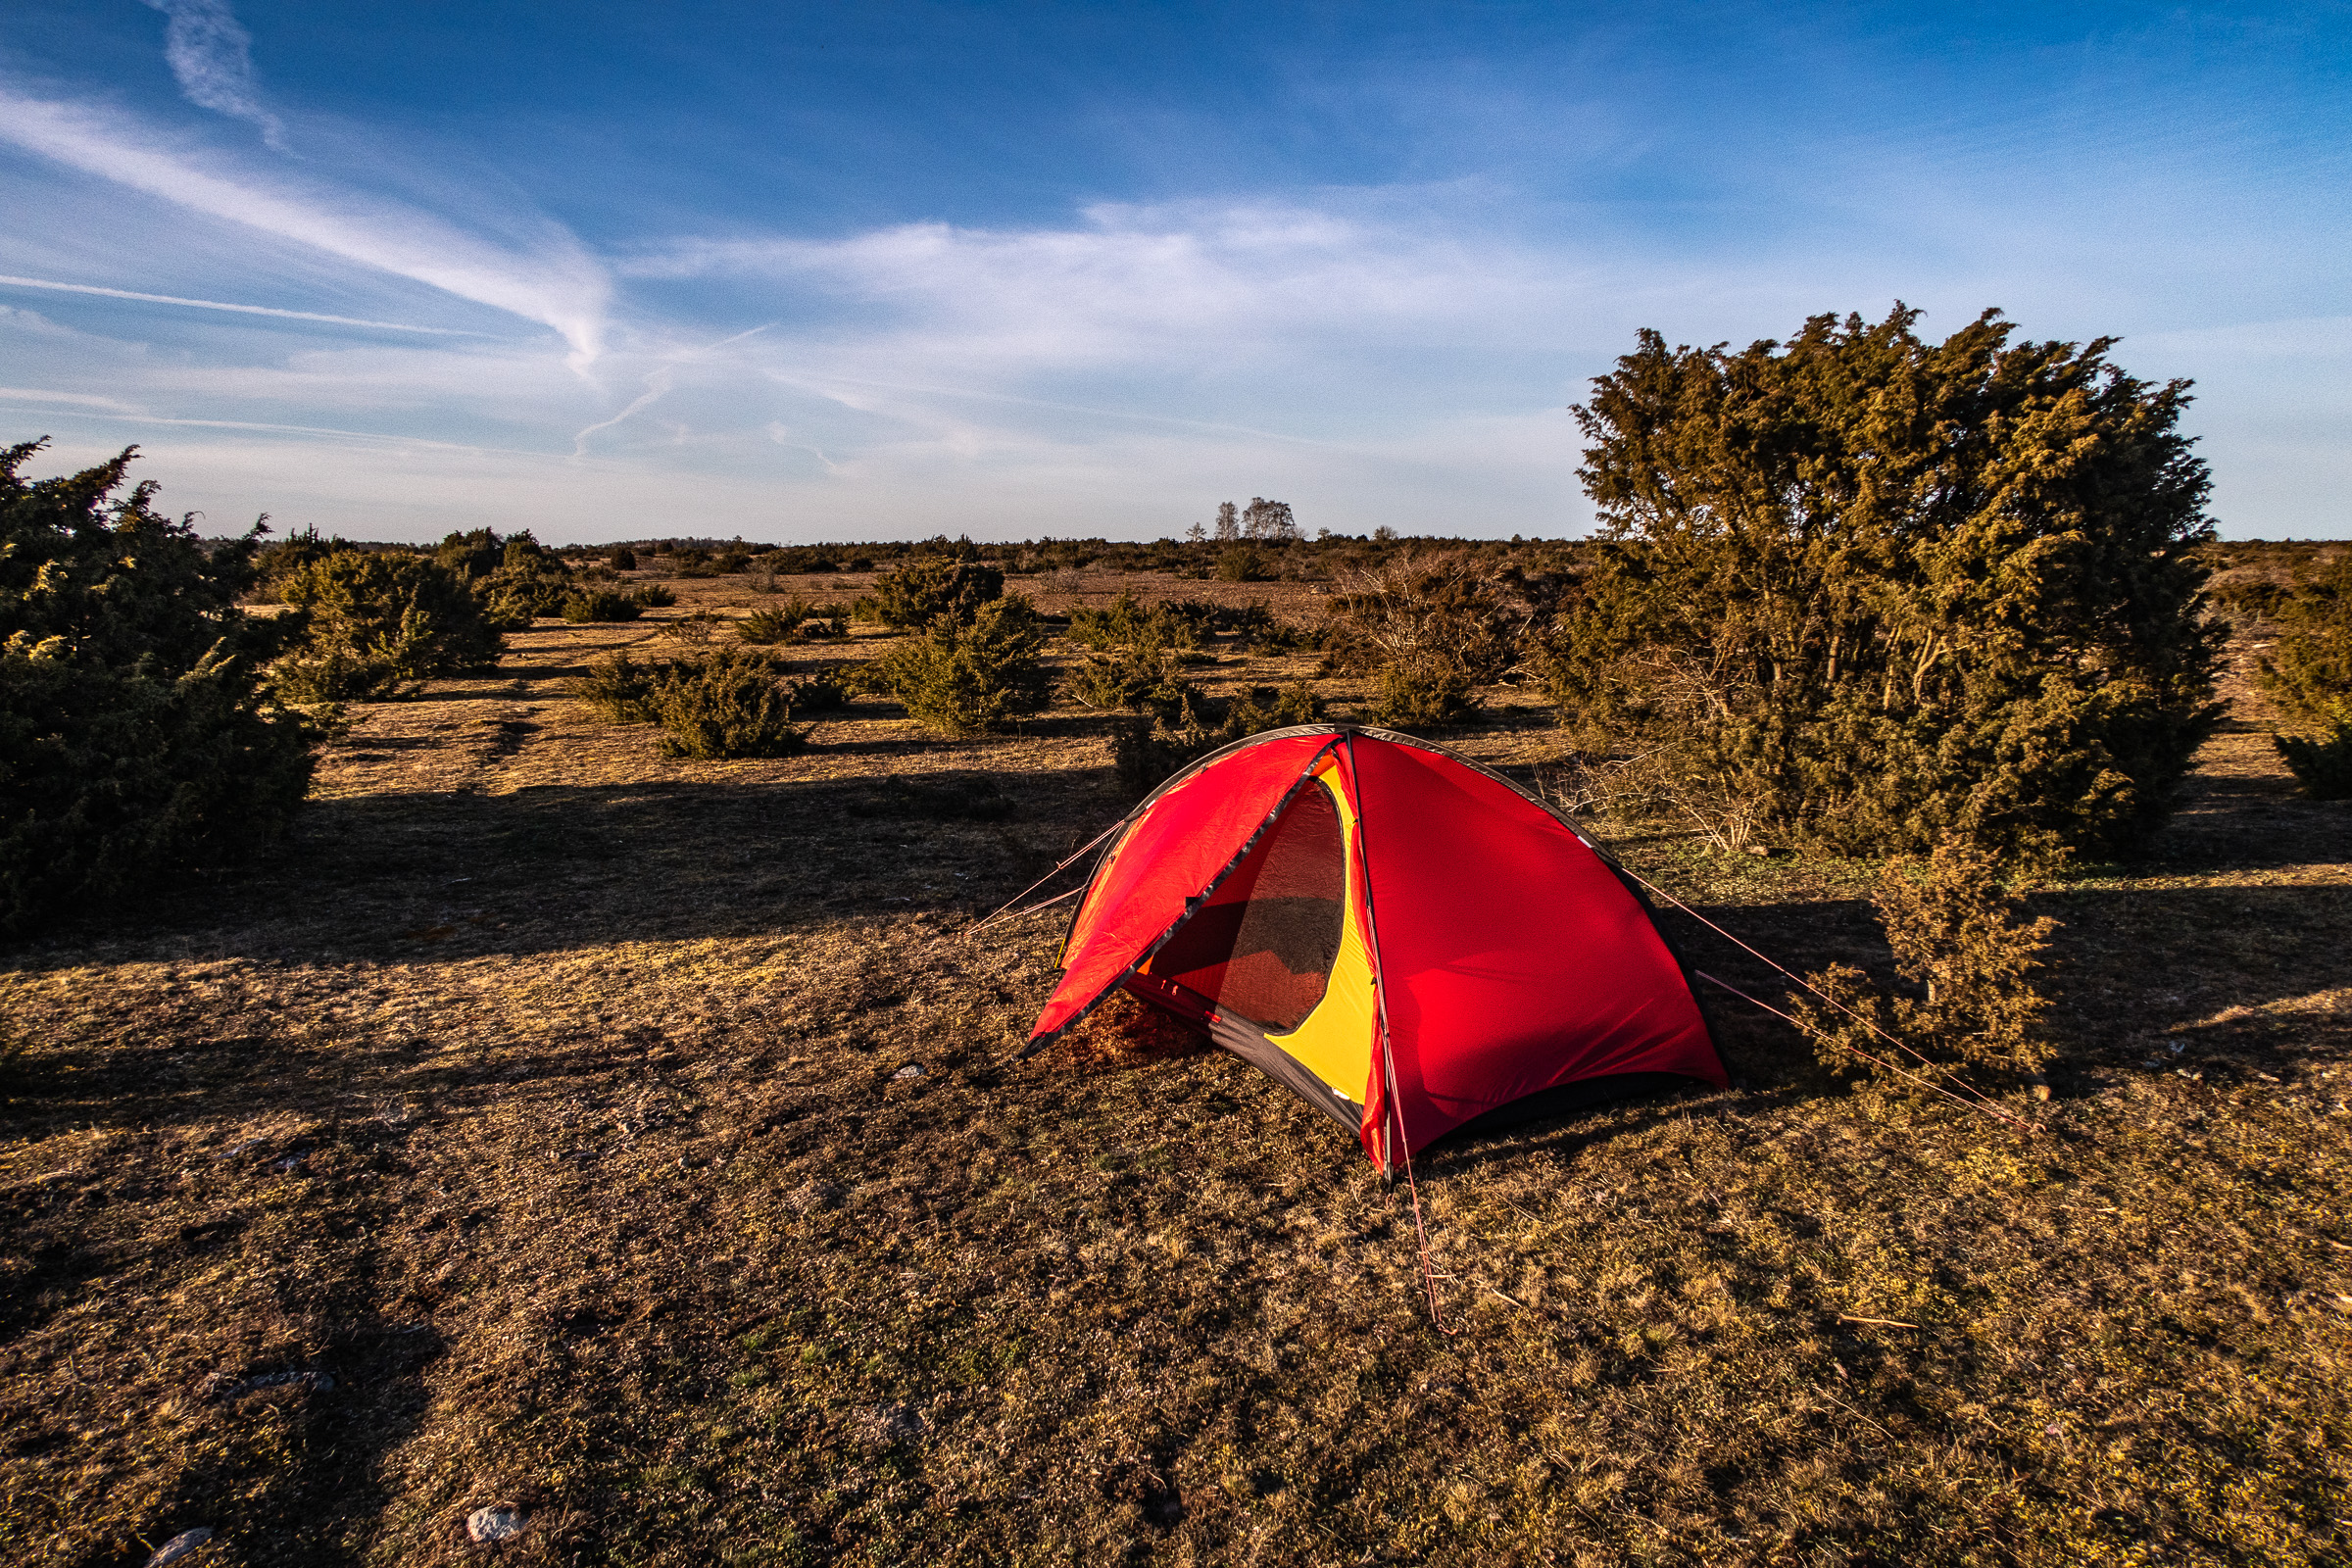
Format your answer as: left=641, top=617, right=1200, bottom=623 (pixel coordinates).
left=1027, top=726, right=1726, bottom=1171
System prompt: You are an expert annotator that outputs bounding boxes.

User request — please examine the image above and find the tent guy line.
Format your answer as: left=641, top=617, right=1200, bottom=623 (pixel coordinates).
left=1692, top=969, right=2036, bottom=1136
left=964, top=818, right=1128, bottom=936
left=1612, top=860, right=2038, bottom=1136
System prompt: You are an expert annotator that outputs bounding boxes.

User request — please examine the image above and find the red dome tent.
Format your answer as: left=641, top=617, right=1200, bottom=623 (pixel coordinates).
left=1026, top=726, right=1726, bottom=1172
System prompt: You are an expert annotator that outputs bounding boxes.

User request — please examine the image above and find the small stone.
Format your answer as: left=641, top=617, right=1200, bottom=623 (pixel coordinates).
left=147, top=1529, right=212, bottom=1566
left=466, top=1504, right=526, bottom=1544
left=892, top=1064, right=925, bottom=1081
left=787, top=1180, right=847, bottom=1213
left=858, top=1402, right=923, bottom=1446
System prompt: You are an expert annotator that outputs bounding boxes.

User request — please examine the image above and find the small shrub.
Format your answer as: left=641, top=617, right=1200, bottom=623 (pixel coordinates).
left=1215, top=544, right=1268, bottom=582
left=1067, top=591, right=1207, bottom=652
left=2208, top=576, right=2286, bottom=622
left=561, top=589, right=644, bottom=623
left=2276, top=723, right=2352, bottom=800
left=1324, top=554, right=1517, bottom=671
left=1225, top=680, right=1322, bottom=734
left=1064, top=643, right=1194, bottom=712
left=572, top=652, right=661, bottom=722
left=631, top=585, right=676, bottom=610
left=738, top=600, right=848, bottom=645
left=432, top=527, right=504, bottom=581
left=501, top=531, right=556, bottom=572
left=1793, top=839, right=2059, bottom=1094
left=784, top=670, right=853, bottom=713
left=871, top=558, right=1004, bottom=628
left=871, top=596, right=1051, bottom=734
left=249, top=524, right=359, bottom=602
left=736, top=608, right=800, bottom=644
left=1218, top=599, right=1313, bottom=652
left=1113, top=680, right=1323, bottom=791
left=272, top=550, right=502, bottom=701
left=611, top=547, right=637, bottom=571
left=647, top=648, right=810, bottom=759
left=1324, top=554, right=1516, bottom=728
left=1365, top=663, right=1479, bottom=729
left=573, top=649, right=818, bottom=757
left=478, top=569, right=573, bottom=628
left=659, top=612, right=722, bottom=644
left=2259, top=553, right=2352, bottom=726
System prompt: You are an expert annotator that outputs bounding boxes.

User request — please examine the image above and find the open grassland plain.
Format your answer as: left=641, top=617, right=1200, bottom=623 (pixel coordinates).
left=3, top=571, right=2348, bottom=1567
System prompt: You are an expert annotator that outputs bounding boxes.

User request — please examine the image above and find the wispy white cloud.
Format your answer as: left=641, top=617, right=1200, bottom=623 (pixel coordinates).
left=0, top=385, right=144, bottom=413
left=137, top=0, right=285, bottom=149
left=0, top=272, right=487, bottom=334
left=628, top=197, right=1576, bottom=374
left=0, top=88, right=612, bottom=364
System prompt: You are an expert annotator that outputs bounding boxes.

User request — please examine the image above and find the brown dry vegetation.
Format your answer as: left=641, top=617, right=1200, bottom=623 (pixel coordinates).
left=3, top=568, right=2349, bottom=1567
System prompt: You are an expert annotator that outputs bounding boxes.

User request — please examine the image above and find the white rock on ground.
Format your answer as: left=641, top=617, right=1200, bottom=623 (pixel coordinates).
left=146, top=1528, right=212, bottom=1566
left=466, top=1505, right=526, bottom=1544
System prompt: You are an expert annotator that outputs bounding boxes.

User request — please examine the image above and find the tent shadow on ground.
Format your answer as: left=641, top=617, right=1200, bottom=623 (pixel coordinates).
left=1419, top=1081, right=1754, bottom=1176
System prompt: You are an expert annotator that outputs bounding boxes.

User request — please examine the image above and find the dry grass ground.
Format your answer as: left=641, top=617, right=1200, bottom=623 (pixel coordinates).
left=3, top=571, right=2348, bottom=1566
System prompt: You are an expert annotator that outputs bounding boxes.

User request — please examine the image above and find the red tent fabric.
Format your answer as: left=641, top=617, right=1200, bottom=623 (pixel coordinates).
left=1029, top=730, right=1338, bottom=1042
left=1027, top=726, right=1724, bottom=1170
left=1335, top=734, right=1725, bottom=1162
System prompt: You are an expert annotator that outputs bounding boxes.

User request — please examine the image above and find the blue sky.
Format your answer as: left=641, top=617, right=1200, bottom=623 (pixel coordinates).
left=1, top=3, right=2346, bottom=542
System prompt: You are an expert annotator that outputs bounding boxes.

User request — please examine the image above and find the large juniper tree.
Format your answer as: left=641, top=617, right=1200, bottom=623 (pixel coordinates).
left=1542, top=306, right=2223, bottom=861
left=1, top=441, right=316, bottom=933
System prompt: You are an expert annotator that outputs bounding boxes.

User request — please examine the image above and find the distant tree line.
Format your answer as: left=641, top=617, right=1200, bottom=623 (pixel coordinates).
left=12, top=302, right=2347, bottom=934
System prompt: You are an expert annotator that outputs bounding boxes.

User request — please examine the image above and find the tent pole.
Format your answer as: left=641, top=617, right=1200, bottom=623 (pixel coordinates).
left=1347, top=733, right=1453, bottom=1333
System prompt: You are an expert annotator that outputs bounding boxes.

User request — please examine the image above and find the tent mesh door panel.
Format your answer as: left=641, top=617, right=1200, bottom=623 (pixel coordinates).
left=1146, top=782, right=1346, bottom=1031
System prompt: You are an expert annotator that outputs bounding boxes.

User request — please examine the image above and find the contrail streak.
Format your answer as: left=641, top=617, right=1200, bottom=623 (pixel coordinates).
left=572, top=368, right=675, bottom=457
left=0, top=273, right=486, bottom=335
